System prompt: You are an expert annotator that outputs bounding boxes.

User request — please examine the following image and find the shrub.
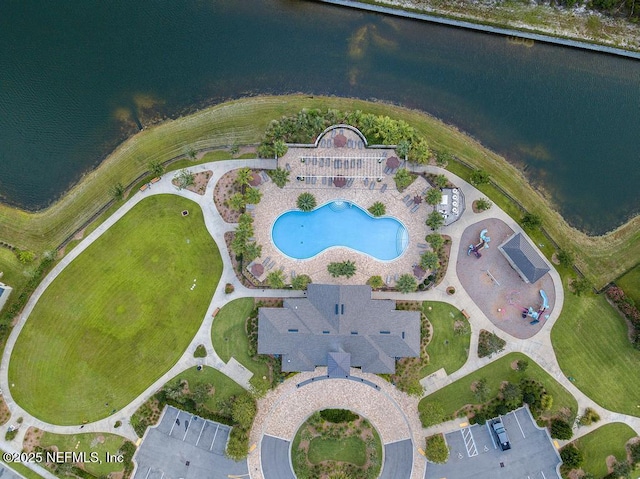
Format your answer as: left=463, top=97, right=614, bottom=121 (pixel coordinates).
left=5, top=429, right=18, bottom=441
left=426, top=210, right=444, bottom=231
left=434, top=174, right=448, bottom=188
left=327, top=261, right=356, bottom=278
left=571, top=276, right=592, bottom=296
left=297, top=192, right=317, bottom=212
left=521, top=212, right=542, bottom=230
left=320, top=409, right=358, bottom=423
left=225, top=283, right=235, bottom=294
left=148, top=160, right=165, bottom=176
left=16, top=249, right=35, bottom=264
left=174, top=169, right=195, bottom=190
left=226, top=426, right=249, bottom=460
left=557, top=249, right=574, bottom=268
left=560, top=444, right=583, bottom=469
left=470, top=169, right=489, bottom=185
left=419, top=402, right=446, bottom=427
left=516, top=359, right=529, bottom=372
left=291, top=274, right=312, bottom=290
left=110, top=182, right=125, bottom=200
left=578, top=407, right=600, bottom=426
left=368, top=201, right=386, bottom=217
left=477, top=330, right=506, bottom=358
left=396, top=274, right=418, bottom=293
left=628, top=441, right=640, bottom=466
left=114, top=420, right=122, bottom=428
left=193, top=344, right=207, bottom=358
left=473, top=378, right=490, bottom=402
left=232, top=393, right=257, bottom=430
left=367, top=276, right=385, bottom=289
left=550, top=419, right=573, bottom=440
left=425, top=434, right=449, bottom=464
left=475, top=198, right=492, bottom=211
left=394, top=168, right=415, bottom=192
left=435, top=150, right=452, bottom=167
left=269, top=167, right=290, bottom=188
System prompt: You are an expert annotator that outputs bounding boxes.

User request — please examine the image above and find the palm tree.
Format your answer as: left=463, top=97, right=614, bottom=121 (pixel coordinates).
left=228, top=193, right=246, bottom=211
left=147, top=160, right=165, bottom=177
left=267, top=270, right=286, bottom=289
left=425, top=233, right=444, bottom=251
left=434, top=174, right=448, bottom=189
left=244, top=242, right=262, bottom=262
left=426, top=210, right=444, bottom=231
left=368, top=202, right=386, bottom=217
left=420, top=251, right=439, bottom=270
left=396, top=274, right=418, bottom=293
left=269, top=167, right=290, bottom=188
left=425, top=188, right=442, bottom=206
left=297, top=192, right=317, bottom=212
left=235, top=167, right=253, bottom=193
left=291, top=274, right=312, bottom=290
left=244, top=187, right=262, bottom=205
left=273, top=139, right=288, bottom=159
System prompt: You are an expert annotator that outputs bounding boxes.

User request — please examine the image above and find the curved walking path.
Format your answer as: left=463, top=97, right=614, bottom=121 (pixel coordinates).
left=0, top=158, right=638, bottom=478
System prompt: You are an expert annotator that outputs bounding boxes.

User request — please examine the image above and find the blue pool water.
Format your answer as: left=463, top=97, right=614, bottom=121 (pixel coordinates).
left=272, top=201, right=408, bottom=261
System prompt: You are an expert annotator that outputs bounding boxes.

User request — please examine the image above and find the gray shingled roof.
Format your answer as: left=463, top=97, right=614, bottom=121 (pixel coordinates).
left=499, top=233, right=550, bottom=284
left=327, top=352, right=351, bottom=378
left=258, top=284, right=420, bottom=374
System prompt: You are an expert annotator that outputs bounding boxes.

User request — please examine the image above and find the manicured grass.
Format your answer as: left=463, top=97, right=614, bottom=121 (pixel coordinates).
left=9, top=195, right=222, bottom=424
left=551, top=277, right=640, bottom=416
left=0, top=247, right=30, bottom=295
left=211, top=298, right=270, bottom=387
left=571, top=423, right=638, bottom=478
left=0, top=454, right=45, bottom=479
left=38, top=432, right=128, bottom=476
left=0, top=96, right=636, bottom=287
left=164, top=366, right=245, bottom=412
left=307, top=436, right=366, bottom=466
left=420, top=301, right=471, bottom=377
left=418, top=352, right=577, bottom=424
left=617, top=264, right=640, bottom=306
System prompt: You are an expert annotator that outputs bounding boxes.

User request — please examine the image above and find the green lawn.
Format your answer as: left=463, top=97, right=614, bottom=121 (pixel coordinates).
left=211, top=298, right=270, bottom=388
left=418, top=352, right=577, bottom=425
left=39, top=432, right=128, bottom=476
left=9, top=195, right=222, bottom=424
left=551, top=277, right=640, bottom=416
left=571, top=423, right=638, bottom=478
left=421, top=301, right=471, bottom=377
left=0, top=454, right=45, bottom=479
left=307, top=436, right=366, bottom=466
left=164, top=366, right=245, bottom=412
left=617, top=264, right=640, bottom=306
left=0, top=247, right=30, bottom=296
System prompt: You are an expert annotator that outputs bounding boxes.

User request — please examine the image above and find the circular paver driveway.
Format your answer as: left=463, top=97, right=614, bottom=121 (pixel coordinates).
left=248, top=370, right=426, bottom=479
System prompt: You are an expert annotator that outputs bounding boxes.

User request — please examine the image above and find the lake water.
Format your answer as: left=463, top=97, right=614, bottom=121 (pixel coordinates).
left=1, top=0, right=638, bottom=234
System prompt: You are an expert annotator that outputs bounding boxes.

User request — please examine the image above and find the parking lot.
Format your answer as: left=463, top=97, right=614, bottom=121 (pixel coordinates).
left=425, top=408, right=561, bottom=479
left=133, top=406, right=248, bottom=479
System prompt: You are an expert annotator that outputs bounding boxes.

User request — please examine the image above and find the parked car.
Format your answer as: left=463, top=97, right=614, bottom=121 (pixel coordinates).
left=491, top=418, right=511, bottom=451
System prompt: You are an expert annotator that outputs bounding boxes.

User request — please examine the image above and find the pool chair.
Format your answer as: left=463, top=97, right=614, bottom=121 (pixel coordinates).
left=312, top=157, right=317, bottom=166
left=369, top=182, right=375, bottom=190
left=380, top=184, right=387, bottom=193
left=386, top=275, right=391, bottom=285
left=319, top=158, right=324, bottom=167
left=364, top=178, right=369, bottom=186
left=312, top=177, right=317, bottom=184
left=322, top=177, right=327, bottom=185
left=350, top=159, right=355, bottom=168
left=357, top=159, right=362, bottom=168
left=346, top=178, right=354, bottom=187
left=410, top=204, right=420, bottom=213
left=286, top=163, right=291, bottom=171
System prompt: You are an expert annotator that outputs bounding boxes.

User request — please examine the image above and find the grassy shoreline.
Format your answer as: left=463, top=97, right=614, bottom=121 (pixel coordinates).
left=0, top=95, right=638, bottom=287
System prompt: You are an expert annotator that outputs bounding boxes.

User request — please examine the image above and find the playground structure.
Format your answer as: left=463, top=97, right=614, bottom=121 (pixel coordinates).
left=467, top=229, right=491, bottom=258
left=522, top=290, right=549, bottom=325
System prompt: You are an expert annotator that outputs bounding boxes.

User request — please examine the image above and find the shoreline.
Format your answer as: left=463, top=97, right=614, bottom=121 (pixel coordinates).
left=319, top=0, right=640, bottom=57
left=0, top=95, right=638, bottom=286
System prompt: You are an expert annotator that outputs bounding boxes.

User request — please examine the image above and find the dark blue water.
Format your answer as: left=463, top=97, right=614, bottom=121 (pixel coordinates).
left=1, top=0, right=638, bottom=233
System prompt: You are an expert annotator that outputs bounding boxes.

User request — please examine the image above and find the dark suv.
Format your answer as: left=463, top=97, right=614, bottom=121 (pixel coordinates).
left=491, top=418, right=511, bottom=451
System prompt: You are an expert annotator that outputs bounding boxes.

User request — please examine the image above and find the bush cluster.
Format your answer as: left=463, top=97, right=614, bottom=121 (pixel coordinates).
left=606, top=286, right=640, bottom=349
left=477, top=330, right=506, bottom=358
left=425, top=434, right=449, bottom=464
left=320, top=409, right=358, bottom=423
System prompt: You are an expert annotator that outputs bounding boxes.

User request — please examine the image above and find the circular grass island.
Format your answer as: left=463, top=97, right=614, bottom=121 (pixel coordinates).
left=291, top=409, right=382, bottom=479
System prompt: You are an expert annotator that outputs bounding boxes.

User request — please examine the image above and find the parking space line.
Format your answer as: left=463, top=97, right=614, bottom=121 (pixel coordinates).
left=168, top=410, right=181, bottom=436
left=144, top=467, right=151, bottom=479
left=210, top=423, right=220, bottom=451
left=486, top=422, right=497, bottom=449
left=182, top=418, right=191, bottom=441
left=160, top=473, right=164, bottom=479
left=195, top=420, right=206, bottom=446
left=541, top=472, right=546, bottom=479
left=461, top=427, right=478, bottom=457
left=513, top=411, right=526, bottom=438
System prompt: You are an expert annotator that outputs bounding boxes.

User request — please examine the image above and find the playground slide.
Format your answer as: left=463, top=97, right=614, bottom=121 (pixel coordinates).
left=539, top=290, right=549, bottom=309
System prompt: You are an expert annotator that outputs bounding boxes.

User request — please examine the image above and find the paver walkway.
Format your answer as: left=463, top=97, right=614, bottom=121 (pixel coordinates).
left=0, top=158, right=637, bottom=479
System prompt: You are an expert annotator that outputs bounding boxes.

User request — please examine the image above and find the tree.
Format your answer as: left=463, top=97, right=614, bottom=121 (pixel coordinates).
left=501, top=382, right=522, bottom=403
left=175, top=169, right=195, bottom=190
left=521, top=212, right=542, bottom=230
left=148, top=160, right=165, bottom=176
left=550, top=419, right=573, bottom=440
left=629, top=441, right=640, bottom=467
left=426, top=210, right=445, bottom=231
left=420, top=251, right=439, bottom=270
left=396, top=139, right=410, bottom=158
left=475, top=198, right=492, bottom=211
left=226, top=426, right=249, bottom=460
left=367, top=276, right=385, bottom=289
left=394, top=168, right=414, bottom=192
left=267, top=270, right=286, bottom=289
left=244, top=187, right=262, bottom=205
left=368, top=201, right=386, bottom=217
left=110, top=182, right=125, bottom=200
left=235, top=167, right=252, bottom=193
left=408, top=137, right=429, bottom=164
left=273, top=139, right=288, bottom=158
left=228, top=192, right=246, bottom=211
left=425, top=188, right=442, bottom=206
left=291, top=274, right=311, bottom=290
left=434, top=174, right=448, bottom=188
left=232, top=393, right=257, bottom=430
left=244, top=242, right=262, bottom=262
left=571, top=276, right=592, bottom=296
left=396, top=274, right=418, bottom=293
left=470, top=169, right=490, bottom=185
left=327, top=261, right=356, bottom=278
left=426, top=233, right=444, bottom=251
left=516, top=359, right=529, bottom=372
left=297, top=192, right=317, bottom=212
left=559, top=444, right=583, bottom=468
left=425, top=434, right=449, bottom=464
left=474, top=378, right=490, bottom=402
left=435, top=150, right=452, bottom=167
left=191, top=383, right=211, bottom=405
left=557, top=249, right=574, bottom=268
left=16, top=250, right=36, bottom=264
left=269, top=167, right=290, bottom=188
left=186, top=146, right=197, bottom=160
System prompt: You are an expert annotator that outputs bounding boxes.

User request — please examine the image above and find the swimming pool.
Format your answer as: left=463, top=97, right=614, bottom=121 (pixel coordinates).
left=272, top=200, right=408, bottom=261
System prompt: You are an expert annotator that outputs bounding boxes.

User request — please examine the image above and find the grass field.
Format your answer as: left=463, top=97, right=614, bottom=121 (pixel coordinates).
left=0, top=454, right=45, bottom=479
left=0, top=96, right=636, bottom=288
left=307, top=436, right=367, bottom=466
left=571, top=423, right=638, bottom=478
left=8, top=195, right=222, bottom=424
left=0, top=248, right=30, bottom=296
left=617, top=264, right=640, bottom=306
left=421, top=301, right=471, bottom=377
left=164, top=366, right=245, bottom=412
left=418, top=352, right=577, bottom=425
left=38, top=432, right=128, bottom=476
left=211, top=298, right=270, bottom=389
left=551, top=277, right=640, bottom=417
